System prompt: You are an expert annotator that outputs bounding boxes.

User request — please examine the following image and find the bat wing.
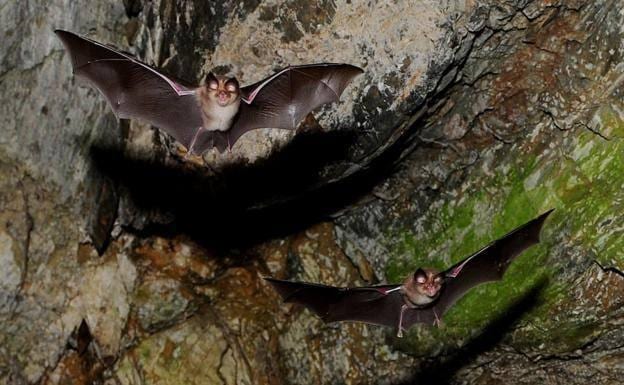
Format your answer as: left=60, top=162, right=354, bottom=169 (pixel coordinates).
left=265, top=278, right=405, bottom=328
left=420, top=210, right=554, bottom=324
left=55, top=30, right=203, bottom=151
left=219, top=63, right=363, bottom=151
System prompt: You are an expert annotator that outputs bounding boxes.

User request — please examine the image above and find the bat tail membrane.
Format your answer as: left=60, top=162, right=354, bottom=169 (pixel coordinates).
left=188, top=129, right=230, bottom=155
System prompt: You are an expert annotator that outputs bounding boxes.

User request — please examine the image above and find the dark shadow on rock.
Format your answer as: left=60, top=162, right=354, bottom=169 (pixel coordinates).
left=86, top=91, right=435, bottom=252
left=394, top=279, right=548, bottom=385
left=90, top=127, right=413, bottom=251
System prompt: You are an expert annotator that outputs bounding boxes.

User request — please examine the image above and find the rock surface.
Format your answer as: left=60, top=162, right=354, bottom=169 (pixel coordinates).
left=1, top=0, right=623, bottom=384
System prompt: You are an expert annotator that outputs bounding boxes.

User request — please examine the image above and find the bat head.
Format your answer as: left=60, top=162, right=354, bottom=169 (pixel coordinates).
left=412, top=268, right=443, bottom=299
left=401, top=268, right=444, bottom=307
left=203, top=73, right=240, bottom=107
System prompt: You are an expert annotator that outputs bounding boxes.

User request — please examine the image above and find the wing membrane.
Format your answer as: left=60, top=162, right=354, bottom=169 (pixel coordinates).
left=265, top=278, right=404, bottom=327
left=430, top=210, right=553, bottom=319
left=56, top=30, right=203, bottom=149
left=225, top=64, right=363, bottom=148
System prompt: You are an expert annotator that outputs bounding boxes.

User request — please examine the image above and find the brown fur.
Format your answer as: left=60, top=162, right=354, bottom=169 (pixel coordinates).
left=196, top=74, right=241, bottom=131
left=400, top=268, right=443, bottom=308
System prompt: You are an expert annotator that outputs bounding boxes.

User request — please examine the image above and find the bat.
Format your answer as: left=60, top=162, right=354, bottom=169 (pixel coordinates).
left=55, top=30, right=363, bottom=154
left=266, top=210, right=553, bottom=337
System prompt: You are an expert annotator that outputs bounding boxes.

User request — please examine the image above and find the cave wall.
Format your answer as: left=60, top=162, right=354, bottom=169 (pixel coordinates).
left=1, top=0, right=623, bottom=384
left=335, top=1, right=624, bottom=382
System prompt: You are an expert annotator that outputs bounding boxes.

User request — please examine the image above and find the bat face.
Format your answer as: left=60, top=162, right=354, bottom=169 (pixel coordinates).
left=401, top=268, right=443, bottom=307
left=196, top=73, right=242, bottom=132
left=203, top=73, right=240, bottom=107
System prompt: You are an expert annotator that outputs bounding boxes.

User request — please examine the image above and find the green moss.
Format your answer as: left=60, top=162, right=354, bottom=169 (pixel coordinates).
left=139, top=343, right=152, bottom=361
left=386, top=105, right=624, bottom=355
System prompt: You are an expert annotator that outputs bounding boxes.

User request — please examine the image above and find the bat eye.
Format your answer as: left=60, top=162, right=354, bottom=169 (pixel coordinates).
left=209, top=81, right=218, bottom=90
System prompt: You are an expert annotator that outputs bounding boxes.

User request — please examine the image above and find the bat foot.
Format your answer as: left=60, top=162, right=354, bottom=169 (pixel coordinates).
left=227, top=136, right=233, bottom=153
left=433, top=310, right=443, bottom=328
left=396, top=303, right=409, bottom=338
left=183, top=151, right=201, bottom=161
left=180, top=150, right=206, bottom=166
left=176, top=144, right=194, bottom=161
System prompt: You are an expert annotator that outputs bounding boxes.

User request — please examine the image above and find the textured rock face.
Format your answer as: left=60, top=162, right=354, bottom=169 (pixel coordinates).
left=1, top=0, right=623, bottom=384
left=335, top=1, right=624, bottom=382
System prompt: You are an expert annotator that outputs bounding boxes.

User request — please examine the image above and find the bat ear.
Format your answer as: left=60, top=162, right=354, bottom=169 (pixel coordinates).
left=225, top=77, right=239, bottom=90
left=204, top=72, right=220, bottom=90
left=414, top=268, right=427, bottom=283
left=205, top=72, right=218, bottom=84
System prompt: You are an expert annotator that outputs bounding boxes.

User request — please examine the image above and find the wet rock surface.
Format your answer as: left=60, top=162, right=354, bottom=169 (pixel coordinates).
left=1, top=0, right=623, bottom=384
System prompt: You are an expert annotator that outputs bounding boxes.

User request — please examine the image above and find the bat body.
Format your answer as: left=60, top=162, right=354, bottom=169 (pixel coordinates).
left=197, top=74, right=241, bottom=132
left=55, top=30, right=363, bottom=154
left=266, top=210, right=553, bottom=337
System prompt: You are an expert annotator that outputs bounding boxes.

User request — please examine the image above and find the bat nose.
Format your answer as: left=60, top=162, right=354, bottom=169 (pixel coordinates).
left=217, top=92, right=229, bottom=104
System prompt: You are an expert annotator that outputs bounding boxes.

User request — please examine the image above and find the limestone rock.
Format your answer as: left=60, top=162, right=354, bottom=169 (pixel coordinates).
left=2, top=0, right=624, bottom=384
